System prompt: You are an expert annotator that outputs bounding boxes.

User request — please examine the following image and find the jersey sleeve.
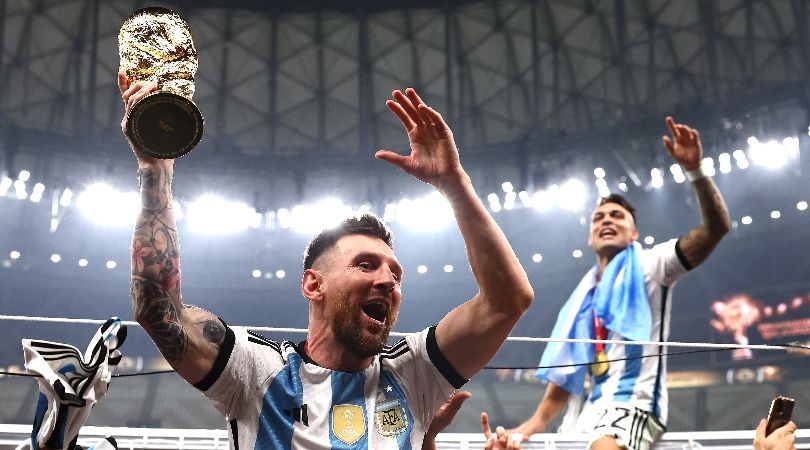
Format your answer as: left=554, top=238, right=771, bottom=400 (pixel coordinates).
left=193, top=325, right=284, bottom=420
left=385, top=326, right=467, bottom=429
left=640, top=238, right=690, bottom=287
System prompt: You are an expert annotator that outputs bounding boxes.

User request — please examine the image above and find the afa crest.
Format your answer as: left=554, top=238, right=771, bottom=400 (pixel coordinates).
left=332, top=404, right=366, bottom=445
left=374, top=398, right=409, bottom=437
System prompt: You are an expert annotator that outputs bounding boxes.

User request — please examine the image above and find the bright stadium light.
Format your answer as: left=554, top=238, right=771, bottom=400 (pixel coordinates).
left=595, top=178, right=610, bottom=198
left=770, top=210, right=781, bottom=219
left=670, top=164, right=686, bottom=183
left=559, top=179, right=587, bottom=211
left=252, top=269, right=262, bottom=278
left=288, top=198, right=352, bottom=234
left=50, top=254, right=61, bottom=263
left=503, top=191, right=516, bottom=210
left=532, top=253, right=543, bottom=263
left=594, top=167, right=606, bottom=179
left=277, top=208, right=291, bottom=229
left=732, top=149, right=750, bottom=169
left=383, top=203, right=396, bottom=223
left=644, top=236, right=655, bottom=245
left=78, top=259, right=88, bottom=267
left=106, top=260, right=117, bottom=269
left=572, top=249, right=583, bottom=258
left=0, top=175, right=12, bottom=196
left=741, top=215, right=752, bottom=225
left=59, top=188, right=73, bottom=207
left=17, top=170, right=30, bottom=182
left=14, top=179, right=27, bottom=199
left=501, top=181, right=514, bottom=193
left=275, top=270, right=286, bottom=279
left=77, top=183, right=140, bottom=227
left=443, top=264, right=454, bottom=273
left=748, top=137, right=795, bottom=169
left=30, top=183, right=45, bottom=203
left=718, top=153, right=732, bottom=174
left=518, top=191, right=531, bottom=208
left=650, top=168, right=664, bottom=189
left=798, top=201, right=808, bottom=211
left=618, top=182, right=628, bottom=192
left=395, top=191, right=454, bottom=230
left=417, top=265, right=428, bottom=274
left=9, top=251, right=20, bottom=260
left=186, top=194, right=258, bottom=234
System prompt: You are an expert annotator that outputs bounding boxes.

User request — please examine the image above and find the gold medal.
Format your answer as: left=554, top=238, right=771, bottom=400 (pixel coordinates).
left=591, top=350, right=609, bottom=376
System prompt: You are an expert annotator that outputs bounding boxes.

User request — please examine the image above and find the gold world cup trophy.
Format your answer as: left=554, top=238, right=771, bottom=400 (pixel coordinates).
left=119, top=7, right=203, bottom=159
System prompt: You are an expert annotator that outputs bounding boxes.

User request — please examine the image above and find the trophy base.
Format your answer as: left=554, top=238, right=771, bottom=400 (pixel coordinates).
left=126, top=91, right=203, bottom=159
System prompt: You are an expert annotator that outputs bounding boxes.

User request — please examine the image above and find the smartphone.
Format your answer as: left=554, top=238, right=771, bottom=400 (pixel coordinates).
left=765, top=396, right=795, bottom=436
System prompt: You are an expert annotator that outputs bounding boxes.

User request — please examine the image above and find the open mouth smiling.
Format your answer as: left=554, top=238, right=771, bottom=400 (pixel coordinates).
left=361, top=301, right=389, bottom=324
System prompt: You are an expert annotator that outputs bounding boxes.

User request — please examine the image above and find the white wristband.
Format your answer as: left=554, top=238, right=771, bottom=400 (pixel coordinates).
left=685, top=165, right=708, bottom=182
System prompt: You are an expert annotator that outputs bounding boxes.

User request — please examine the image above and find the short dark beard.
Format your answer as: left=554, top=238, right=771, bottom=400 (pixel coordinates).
left=331, top=297, right=395, bottom=359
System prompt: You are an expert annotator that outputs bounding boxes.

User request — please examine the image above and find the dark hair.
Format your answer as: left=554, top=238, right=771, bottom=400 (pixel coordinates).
left=597, top=193, right=637, bottom=225
left=303, top=213, right=394, bottom=270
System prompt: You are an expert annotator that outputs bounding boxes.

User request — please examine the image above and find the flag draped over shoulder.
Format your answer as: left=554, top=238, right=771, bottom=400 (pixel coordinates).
left=536, top=243, right=650, bottom=394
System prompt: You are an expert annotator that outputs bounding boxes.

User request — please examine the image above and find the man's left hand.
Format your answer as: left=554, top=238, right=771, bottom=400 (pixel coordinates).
left=662, top=116, right=702, bottom=171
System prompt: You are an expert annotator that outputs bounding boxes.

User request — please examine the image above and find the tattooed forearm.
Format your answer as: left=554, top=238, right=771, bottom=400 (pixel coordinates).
left=679, top=176, right=731, bottom=267
left=132, top=163, right=187, bottom=363
left=131, top=278, right=188, bottom=363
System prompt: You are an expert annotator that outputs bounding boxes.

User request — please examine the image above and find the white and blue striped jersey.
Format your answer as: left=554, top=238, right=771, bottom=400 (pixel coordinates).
left=582, top=238, right=690, bottom=426
left=195, top=325, right=466, bottom=450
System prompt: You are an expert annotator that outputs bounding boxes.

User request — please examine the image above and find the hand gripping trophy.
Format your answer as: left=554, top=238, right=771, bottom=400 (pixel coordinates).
left=119, top=7, right=203, bottom=159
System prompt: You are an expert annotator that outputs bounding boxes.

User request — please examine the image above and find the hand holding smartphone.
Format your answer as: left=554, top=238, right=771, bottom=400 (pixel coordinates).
left=766, top=396, right=795, bottom=437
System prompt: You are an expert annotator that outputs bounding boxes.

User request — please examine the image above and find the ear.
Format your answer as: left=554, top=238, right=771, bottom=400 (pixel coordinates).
left=301, top=268, right=324, bottom=302
left=631, top=227, right=640, bottom=241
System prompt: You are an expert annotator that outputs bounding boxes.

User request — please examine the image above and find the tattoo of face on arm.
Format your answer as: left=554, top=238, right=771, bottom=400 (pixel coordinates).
left=200, top=319, right=226, bottom=344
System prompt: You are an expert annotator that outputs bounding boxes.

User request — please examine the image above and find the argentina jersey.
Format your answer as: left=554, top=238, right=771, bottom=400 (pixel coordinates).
left=196, top=325, right=466, bottom=450
left=584, top=238, right=689, bottom=425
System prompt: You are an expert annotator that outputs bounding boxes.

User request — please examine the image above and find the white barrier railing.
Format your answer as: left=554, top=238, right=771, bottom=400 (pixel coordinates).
left=2, top=425, right=809, bottom=450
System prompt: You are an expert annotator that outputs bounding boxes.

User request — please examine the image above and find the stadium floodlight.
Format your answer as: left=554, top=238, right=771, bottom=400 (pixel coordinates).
left=186, top=194, right=258, bottom=234
left=383, top=203, right=396, bottom=223
left=443, top=264, right=454, bottom=273
left=30, top=183, right=45, bottom=203
left=275, top=270, right=286, bottom=279
left=9, top=251, right=20, bottom=260
left=669, top=164, right=686, bottom=183
left=78, top=259, right=88, bottom=267
left=106, top=260, right=117, bottom=269
left=572, top=249, right=583, bottom=258
left=559, top=179, right=587, bottom=211
left=594, top=167, right=606, bottom=179
left=14, top=179, right=27, bottom=199
left=77, top=182, right=140, bottom=227
left=732, top=149, right=750, bottom=169
left=395, top=191, right=454, bottom=230
left=770, top=210, right=781, bottom=219
left=718, top=153, right=732, bottom=174
left=0, top=175, right=12, bottom=196
left=531, top=187, right=555, bottom=212
left=50, top=254, right=61, bottom=263
left=17, top=170, right=30, bottom=182
left=277, top=208, right=291, bottom=229
left=532, top=253, right=542, bottom=263
left=618, top=182, right=628, bottom=192
left=289, top=197, right=352, bottom=234
left=741, top=215, right=752, bottom=225
left=650, top=168, right=664, bottom=189
left=748, top=138, right=791, bottom=169
left=59, top=188, right=73, bottom=207
left=595, top=178, right=610, bottom=198
left=252, top=269, right=262, bottom=278
left=798, top=201, right=808, bottom=211
left=417, top=265, right=428, bottom=274
left=501, top=181, right=514, bottom=193
left=503, top=191, right=517, bottom=210
left=644, top=236, right=655, bottom=245
left=518, top=191, right=531, bottom=208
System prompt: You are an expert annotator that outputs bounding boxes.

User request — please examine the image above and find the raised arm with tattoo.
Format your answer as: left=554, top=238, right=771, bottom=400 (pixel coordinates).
left=120, top=71, right=225, bottom=384
left=377, top=89, right=534, bottom=380
left=662, top=116, right=731, bottom=268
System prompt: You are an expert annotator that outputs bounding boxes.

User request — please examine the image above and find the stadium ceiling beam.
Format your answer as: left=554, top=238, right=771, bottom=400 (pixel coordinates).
left=490, top=0, right=533, bottom=135
left=404, top=9, right=424, bottom=93
left=357, top=5, right=378, bottom=154
left=267, top=5, right=280, bottom=154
